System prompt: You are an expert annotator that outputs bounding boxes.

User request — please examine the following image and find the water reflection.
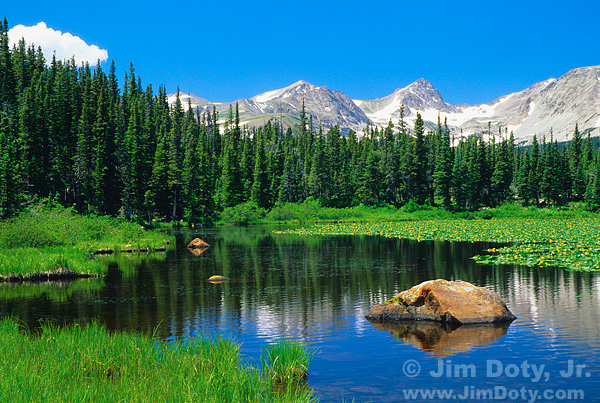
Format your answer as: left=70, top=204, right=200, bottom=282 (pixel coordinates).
left=368, top=320, right=511, bottom=356
left=0, top=226, right=599, bottom=344
left=0, top=225, right=599, bottom=402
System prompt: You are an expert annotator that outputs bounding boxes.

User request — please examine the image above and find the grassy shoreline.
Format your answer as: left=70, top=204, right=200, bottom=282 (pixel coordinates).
left=0, top=318, right=314, bottom=402
left=214, top=200, right=597, bottom=226
left=0, top=203, right=174, bottom=280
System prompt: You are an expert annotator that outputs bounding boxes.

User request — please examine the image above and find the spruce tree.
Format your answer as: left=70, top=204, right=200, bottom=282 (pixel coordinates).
left=528, top=135, right=541, bottom=205
left=433, top=118, right=453, bottom=209
left=570, top=124, right=585, bottom=199
left=490, top=139, right=513, bottom=205
left=0, top=18, right=16, bottom=113
left=411, top=113, right=427, bottom=204
left=145, top=124, right=171, bottom=219
left=182, top=116, right=202, bottom=224
left=308, top=130, right=327, bottom=199
left=0, top=111, right=20, bottom=217
left=250, top=129, right=269, bottom=208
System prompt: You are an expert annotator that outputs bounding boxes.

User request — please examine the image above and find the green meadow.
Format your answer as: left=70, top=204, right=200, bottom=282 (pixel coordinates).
left=0, top=203, right=174, bottom=279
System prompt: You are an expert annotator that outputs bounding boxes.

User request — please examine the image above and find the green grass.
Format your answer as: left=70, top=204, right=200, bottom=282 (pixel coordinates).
left=277, top=216, right=600, bottom=271
left=0, top=202, right=174, bottom=278
left=262, top=339, right=316, bottom=384
left=218, top=199, right=596, bottom=226
left=0, top=318, right=315, bottom=402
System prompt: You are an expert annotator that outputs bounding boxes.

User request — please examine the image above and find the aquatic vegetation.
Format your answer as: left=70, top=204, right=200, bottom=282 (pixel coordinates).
left=262, top=339, right=316, bottom=384
left=277, top=217, right=600, bottom=271
left=0, top=318, right=314, bottom=402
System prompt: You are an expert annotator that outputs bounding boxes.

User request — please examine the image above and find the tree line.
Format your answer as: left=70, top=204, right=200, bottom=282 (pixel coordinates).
left=1, top=18, right=599, bottom=222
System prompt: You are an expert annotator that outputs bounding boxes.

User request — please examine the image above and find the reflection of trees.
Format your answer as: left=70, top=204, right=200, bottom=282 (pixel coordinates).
left=0, top=226, right=598, bottom=344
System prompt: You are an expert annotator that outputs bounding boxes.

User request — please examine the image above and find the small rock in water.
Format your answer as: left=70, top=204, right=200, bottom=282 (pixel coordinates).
left=187, top=238, right=210, bottom=249
left=207, top=275, right=230, bottom=282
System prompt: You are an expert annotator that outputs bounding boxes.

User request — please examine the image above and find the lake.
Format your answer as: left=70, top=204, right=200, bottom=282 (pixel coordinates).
left=1, top=224, right=599, bottom=402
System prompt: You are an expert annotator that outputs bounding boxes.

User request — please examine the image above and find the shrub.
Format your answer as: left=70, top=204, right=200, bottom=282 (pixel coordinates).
left=219, top=202, right=267, bottom=225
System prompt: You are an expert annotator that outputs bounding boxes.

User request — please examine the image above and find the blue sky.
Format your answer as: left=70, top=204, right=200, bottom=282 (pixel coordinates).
left=5, top=0, right=600, bottom=104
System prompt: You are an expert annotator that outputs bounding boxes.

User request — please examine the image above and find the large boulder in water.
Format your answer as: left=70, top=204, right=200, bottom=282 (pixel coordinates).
left=366, top=279, right=516, bottom=325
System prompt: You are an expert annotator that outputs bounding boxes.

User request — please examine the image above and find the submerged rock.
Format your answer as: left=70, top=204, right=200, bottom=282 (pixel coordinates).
left=188, top=238, right=210, bottom=249
left=366, top=279, right=516, bottom=325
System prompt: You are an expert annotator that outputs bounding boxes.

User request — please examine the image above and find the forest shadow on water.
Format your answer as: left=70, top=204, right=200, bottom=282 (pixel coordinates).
left=1, top=225, right=599, bottom=402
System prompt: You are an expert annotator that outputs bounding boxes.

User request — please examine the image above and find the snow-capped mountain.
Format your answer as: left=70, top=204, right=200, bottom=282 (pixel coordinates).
left=354, top=78, right=458, bottom=127
left=249, top=80, right=368, bottom=132
left=170, top=80, right=368, bottom=134
left=356, top=66, right=600, bottom=144
left=169, top=65, right=600, bottom=144
left=177, top=93, right=211, bottom=107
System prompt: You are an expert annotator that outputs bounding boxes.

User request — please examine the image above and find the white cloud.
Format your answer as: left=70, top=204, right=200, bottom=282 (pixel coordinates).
left=7, top=22, right=108, bottom=66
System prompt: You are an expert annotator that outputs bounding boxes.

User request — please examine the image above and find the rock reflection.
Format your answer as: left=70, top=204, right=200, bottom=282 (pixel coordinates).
left=368, top=320, right=511, bottom=356
left=187, top=247, right=208, bottom=257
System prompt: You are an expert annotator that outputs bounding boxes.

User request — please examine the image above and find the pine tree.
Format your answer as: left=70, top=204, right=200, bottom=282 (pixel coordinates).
left=0, top=18, right=16, bottom=113
left=540, top=135, right=563, bottom=205
left=433, top=118, right=453, bottom=209
left=74, top=64, right=95, bottom=212
left=250, top=129, right=269, bottom=208
left=570, top=124, right=585, bottom=199
left=0, top=111, right=21, bottom=217
left=181, top=116, right=202, bottom=224
left=451, top=143, right=468, bottom=210
left=380, top=120, right=399, bottom=205
left=196, top=124, right=215, bottom=220
left=528, top=135, right=541, bottom=205
left=411, top=113, right=427, bottom=204
left=277, top=139, right=299, bottom=204
left=355, top=136, right=380, bottom=205
left=516, top=150, right=531, bottom=205
left=167, top=89, right=184, bottom=221
left=308, top=130, right=327, bottom=199
left=219, top=104, right=244, bottom=208
left=490, top=139, right=513, bottom=205
left=146, top=123, right=171, bottom=219
left=240, top=130, right=254, bottom=200
left=587, top=157, right=600, bottom=209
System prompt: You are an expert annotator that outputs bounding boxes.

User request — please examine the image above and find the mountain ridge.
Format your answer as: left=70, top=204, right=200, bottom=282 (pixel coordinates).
left=169, top=65, right=600, bottom=144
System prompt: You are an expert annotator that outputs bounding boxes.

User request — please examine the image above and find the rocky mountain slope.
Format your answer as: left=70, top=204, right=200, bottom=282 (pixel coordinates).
left=355, top=65, right=600, bottom=144
left=173, top=80, right=368, bottom=134
left=169, top=65, right=600, bottom=144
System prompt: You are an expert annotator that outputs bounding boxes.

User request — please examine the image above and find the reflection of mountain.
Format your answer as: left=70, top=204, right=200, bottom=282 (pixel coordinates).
left=368, top=320, right=510, bottom=356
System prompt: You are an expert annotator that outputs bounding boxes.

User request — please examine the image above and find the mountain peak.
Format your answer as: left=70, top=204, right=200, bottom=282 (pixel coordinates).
left=408, top=78, right=434, bottom=89
left=291, top=79, right=311, bottom=87
left=252, top=80, right=319, bottom=103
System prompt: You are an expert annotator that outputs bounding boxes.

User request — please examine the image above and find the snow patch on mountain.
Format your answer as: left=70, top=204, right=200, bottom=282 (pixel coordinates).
left=252, top=80, right=315, bottom=103
left=169, top=65, right=600, bottom=144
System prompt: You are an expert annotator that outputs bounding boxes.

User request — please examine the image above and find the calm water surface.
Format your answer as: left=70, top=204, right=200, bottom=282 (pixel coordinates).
left=1, top=225, right=599, bottom=402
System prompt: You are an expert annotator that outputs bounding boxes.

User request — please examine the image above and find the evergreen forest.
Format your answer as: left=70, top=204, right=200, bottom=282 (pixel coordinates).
left=1, top=19, right=599, bottom=224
